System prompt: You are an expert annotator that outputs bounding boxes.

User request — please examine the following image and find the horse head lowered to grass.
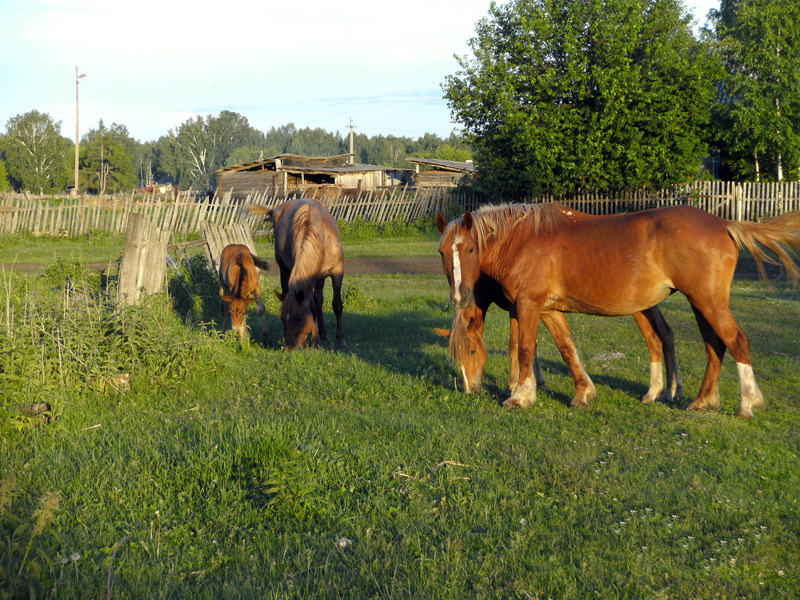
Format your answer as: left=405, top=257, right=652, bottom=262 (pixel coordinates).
left=437, top=203, right=800, bottom=417
left=248, top=198, right=345, bottom=351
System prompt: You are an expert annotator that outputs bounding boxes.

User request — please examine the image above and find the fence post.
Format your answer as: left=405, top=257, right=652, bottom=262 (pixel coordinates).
left=117, top=213, right=170, bottom=305
left=734, top=184, right=743, bottom=221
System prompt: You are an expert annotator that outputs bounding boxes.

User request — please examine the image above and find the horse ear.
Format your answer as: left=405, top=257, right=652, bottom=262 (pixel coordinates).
left=274, top=291, right=285, bottom=301
left=436, top=213, right=448, bottom=234
left=434, top=327, right=451, bottom=339
left=462, top=211, right=474, bottom=231
left=221, top=295, right=235, bottom=303
left=296, top=289, right=305, bottom=303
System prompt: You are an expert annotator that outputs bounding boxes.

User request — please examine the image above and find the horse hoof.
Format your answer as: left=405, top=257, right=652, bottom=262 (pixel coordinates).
left=336, top=339, right=347, bottom=349
left=687, top=396, right=720, bottom=412
left=570, top=398, right=591, bottom=409
left=735, top=407, right=755, bottom=419
left=502, top=395, right=535, bottom=409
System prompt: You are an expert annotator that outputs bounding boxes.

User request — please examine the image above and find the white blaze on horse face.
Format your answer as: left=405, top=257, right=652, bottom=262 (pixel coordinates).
left=460, top=365, right=470, bottom=393
left=452, top=240, right=462, bottom=302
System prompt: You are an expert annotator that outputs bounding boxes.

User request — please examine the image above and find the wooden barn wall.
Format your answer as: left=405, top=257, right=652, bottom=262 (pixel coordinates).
left=414, top=171, right=466, bottom=188
left=217, top=171, right=277, bottom=198
left=336, top=171, right=385, bottom=188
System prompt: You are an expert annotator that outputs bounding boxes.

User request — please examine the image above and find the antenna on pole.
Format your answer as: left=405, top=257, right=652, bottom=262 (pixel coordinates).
left=347, top=118, right=355, bottom=164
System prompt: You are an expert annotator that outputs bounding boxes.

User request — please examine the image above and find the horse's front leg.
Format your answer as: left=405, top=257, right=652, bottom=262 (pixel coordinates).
left=313, top=279, right=328, bottom=342
left=540, top=311, right=596, bottom=409
left=503, top=300, right=542, bottom=409
left=331, top=273, right=346, bottom=348
left=254, top=293, right=270, bottom=347
left=502, top=307, right=545, bottom=400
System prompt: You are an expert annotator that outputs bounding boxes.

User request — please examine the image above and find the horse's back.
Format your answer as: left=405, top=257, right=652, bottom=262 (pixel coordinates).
left=220, top=244, right=257, bottom=297
left=505, top=204, right=739, bottom=315
left=274, top=198, right=343, bottom=278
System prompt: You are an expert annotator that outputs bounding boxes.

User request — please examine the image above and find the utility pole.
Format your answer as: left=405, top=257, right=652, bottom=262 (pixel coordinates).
left=347, top=118, right=355, bottom=164
left=74, top=67, right=86, bottom=196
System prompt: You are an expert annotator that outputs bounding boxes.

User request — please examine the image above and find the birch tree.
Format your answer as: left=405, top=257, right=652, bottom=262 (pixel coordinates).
left=711, top=0, right=800, bottom=181
left=0, top=111, right=72, bottom=193
left=160, top=111, right=263, bottom=191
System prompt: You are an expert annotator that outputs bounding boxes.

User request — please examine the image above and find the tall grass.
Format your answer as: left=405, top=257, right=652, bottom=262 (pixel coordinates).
left=0, top=237, right=798, bottom=599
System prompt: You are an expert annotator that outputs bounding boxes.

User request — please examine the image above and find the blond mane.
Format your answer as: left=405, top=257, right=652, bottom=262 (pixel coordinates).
left=447, top=309, right=471, bottom=363
left=288, top=203, right=325, bottom=290
left=442, top=203, right=568, bottom=251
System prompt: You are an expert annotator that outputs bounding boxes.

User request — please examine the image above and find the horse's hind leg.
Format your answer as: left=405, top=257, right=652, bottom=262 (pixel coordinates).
left=634, top=307, right=683, bottom=403
left=540, top=311, right=596, bottom=409
left=687, top=301, right=764, bottom=417
left=313, top=279, right=328, bottom=342
left=331, top=273, right=345, bottom=348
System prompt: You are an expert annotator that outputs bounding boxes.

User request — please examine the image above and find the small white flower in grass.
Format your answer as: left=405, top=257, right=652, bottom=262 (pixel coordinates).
left=60, top=557, right=70, bottom=565
left=778, top=570, right=785, bottom=576
left=70, top=553, right=80, bottom=562
left=335, top=537, right=352, bottom=549
left=520, top=518, right=527, bottom=527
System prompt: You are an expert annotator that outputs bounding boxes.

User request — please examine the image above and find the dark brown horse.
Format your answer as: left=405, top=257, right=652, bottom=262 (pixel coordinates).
left=219, top=243, right=271, bottom=345
left=249, top=198, right=345, bottom=350
left=437, top=203, right=800, bottom=417
left=434, top=271, right=682, bottom=404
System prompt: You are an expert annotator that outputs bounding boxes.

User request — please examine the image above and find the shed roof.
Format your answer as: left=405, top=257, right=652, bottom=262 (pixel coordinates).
left=406, top=157, right=476, bottom=172
left=216, top=153, right=410, bottom=176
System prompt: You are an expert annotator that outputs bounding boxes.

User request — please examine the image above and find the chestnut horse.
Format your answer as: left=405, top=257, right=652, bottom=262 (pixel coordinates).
left=434, top=271, right=682, bottom=404
left=437, top=203, right=800, bottom=417
left=248, top=198, right=345, bottom=350
left=219, top=244, right=271, bottom=345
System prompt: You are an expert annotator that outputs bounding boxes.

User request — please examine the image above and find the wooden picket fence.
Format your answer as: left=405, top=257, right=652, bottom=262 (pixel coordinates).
left=2, top=181, right=800, bottom=238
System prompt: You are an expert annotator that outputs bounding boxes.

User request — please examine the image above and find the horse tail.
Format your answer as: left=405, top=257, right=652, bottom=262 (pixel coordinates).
left=244, top=204, right=275, bottom=227
left=726, top=211, right=800, bottom=285
left=250, top=253, right=270, bottom=272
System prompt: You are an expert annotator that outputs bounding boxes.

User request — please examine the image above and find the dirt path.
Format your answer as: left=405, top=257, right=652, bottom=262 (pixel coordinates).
left=0, top=255, right=780, bottom=280
left=2, top=256, right=444, bottom=275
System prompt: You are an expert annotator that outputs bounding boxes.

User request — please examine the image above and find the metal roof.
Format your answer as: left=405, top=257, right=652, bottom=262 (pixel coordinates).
left=406, top=157, right=476, bottom=172
left=216, top=153, right=410, bottom=175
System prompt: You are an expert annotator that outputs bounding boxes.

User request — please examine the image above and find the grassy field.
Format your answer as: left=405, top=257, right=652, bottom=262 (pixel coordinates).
left=1, top=224, right=799, bottom=599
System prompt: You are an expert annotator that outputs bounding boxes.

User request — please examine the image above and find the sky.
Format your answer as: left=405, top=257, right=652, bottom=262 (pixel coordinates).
left=0, top=0, right=720, bottom=144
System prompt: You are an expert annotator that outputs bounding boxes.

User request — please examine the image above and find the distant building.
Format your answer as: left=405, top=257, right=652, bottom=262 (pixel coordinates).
left=216, top=154, right=412, bottom=200
left=406, top=158, right=476, bottom=188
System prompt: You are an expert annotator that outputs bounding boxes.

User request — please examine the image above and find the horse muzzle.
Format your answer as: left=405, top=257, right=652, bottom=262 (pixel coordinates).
left=451, top=287, right=475, bottom=308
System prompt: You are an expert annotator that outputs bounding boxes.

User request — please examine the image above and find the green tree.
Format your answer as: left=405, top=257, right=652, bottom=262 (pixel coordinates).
left=159, top=111, right=263, bottom=191
left=0, top=111, right=72, bottom=194
left=0, top=160, right=10, bottom=192
left=710, top=0, right=800, bottom=181
left=444, top=0, right=718, bottom=198
left=81, top=121, right=139, bottom=194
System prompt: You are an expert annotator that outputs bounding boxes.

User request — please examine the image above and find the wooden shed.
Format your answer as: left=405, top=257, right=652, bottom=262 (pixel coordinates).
left=216, top=153, right=412, bottom=199
left=406, top=157, right=476, bottom=188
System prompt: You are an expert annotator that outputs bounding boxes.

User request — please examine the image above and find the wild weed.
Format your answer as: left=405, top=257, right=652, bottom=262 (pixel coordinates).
left=0, top=480, right=61, bottom=599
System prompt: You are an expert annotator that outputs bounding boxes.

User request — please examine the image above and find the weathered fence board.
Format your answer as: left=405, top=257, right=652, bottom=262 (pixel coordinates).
left=117, top=214, right=171, bottom=305
left=200, top=221, right=256, bottom=274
